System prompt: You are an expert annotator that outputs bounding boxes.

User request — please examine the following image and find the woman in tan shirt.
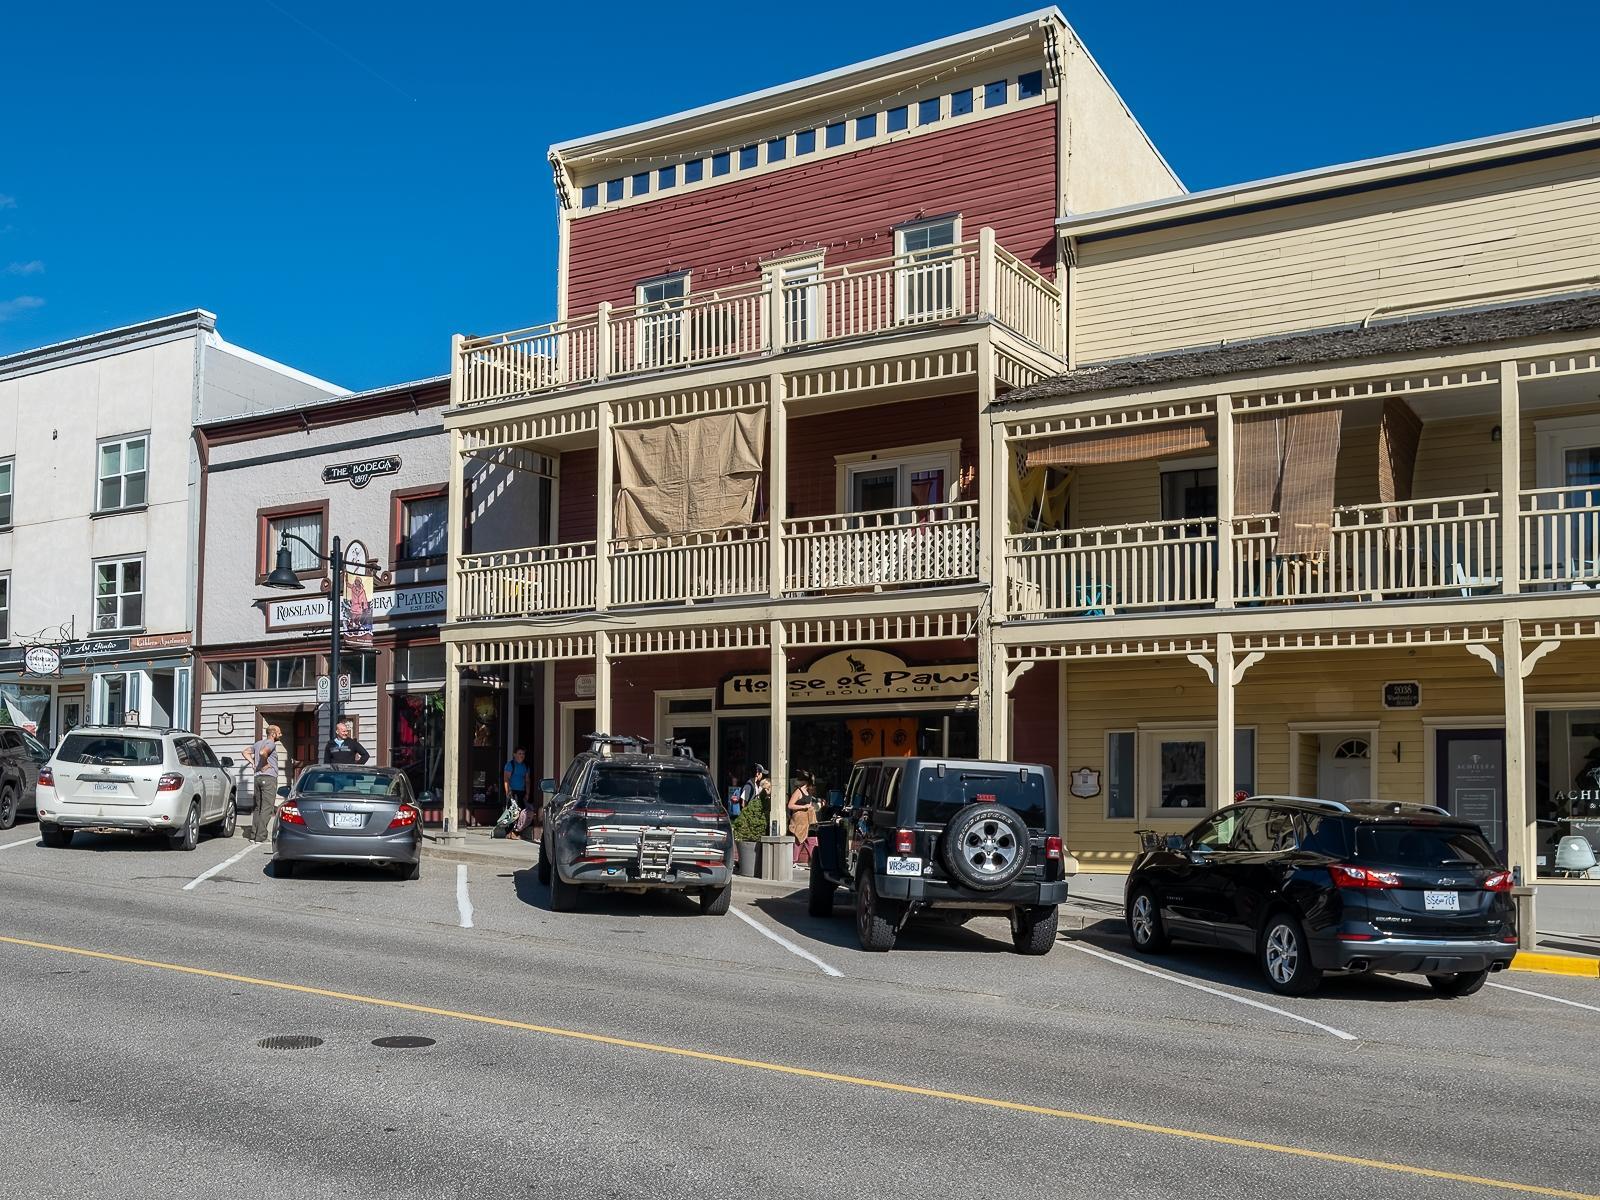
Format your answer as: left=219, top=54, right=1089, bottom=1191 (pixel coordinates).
left=787, top=770, right=819, bottom=865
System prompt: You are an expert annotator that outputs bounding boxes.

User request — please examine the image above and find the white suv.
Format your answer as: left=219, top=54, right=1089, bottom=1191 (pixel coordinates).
left=37, top=727, right=238, bottom=851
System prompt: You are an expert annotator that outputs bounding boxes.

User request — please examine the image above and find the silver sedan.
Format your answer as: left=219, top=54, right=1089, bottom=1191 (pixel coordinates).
left=272, top=766, right=422, bottom=880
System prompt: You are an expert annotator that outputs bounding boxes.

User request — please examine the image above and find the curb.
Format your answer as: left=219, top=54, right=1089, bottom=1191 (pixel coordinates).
left=1510, top=951, right=1600, bottom=979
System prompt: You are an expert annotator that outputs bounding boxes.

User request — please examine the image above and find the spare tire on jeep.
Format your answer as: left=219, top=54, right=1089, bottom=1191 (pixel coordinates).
left=940, top=803, right=1029, bottom=891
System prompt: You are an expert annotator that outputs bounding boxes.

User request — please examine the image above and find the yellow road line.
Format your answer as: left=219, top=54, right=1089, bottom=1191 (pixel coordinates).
left=1, top=932, right=1592, bottom=1200
left=1512, top=951, right=1600, bottom=979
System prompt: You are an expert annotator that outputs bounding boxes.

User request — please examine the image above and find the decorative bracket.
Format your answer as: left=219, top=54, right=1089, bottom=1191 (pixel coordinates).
left=1004, top=660, right=1036, bottom=691
left=1186, top=653, right=1216, bottom=684
left=1521, top=639, right=1560, bottom=679
left=1464, top=642, right=1503, bottom=678
left=1231, top=651, right=1265, bottom=686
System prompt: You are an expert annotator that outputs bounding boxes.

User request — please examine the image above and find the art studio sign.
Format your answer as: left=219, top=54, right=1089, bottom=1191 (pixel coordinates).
left=721, top=649, right=978, bottom=707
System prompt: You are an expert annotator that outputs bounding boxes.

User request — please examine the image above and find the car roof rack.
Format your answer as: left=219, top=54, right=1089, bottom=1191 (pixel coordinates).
left=1348, top=799, right=1454, bottom=817
left=659, top=737, right=700, bottom=760
left=1245, top=794, right=1352, bottom=813
left=585, top=732, right=652, bottom=756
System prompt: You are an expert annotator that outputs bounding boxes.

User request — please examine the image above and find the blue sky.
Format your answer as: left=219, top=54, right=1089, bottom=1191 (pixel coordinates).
left=3, top=1, right=1598, bottom=390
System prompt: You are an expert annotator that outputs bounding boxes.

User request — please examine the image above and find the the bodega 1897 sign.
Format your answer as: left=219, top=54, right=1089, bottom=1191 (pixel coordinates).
left=322, top=456, right=402, bottom=489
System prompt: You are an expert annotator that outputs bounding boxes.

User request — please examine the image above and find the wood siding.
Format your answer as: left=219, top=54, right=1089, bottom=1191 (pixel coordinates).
left=1072, top=147, right=1600, bottom=362
left=566, top=106, right=1059, bottom=314
left=557, top=448, right=597, bottom=544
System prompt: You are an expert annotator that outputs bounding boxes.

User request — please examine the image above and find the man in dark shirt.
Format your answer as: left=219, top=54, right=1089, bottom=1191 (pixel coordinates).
left=325, top=719, right=370, bottom=765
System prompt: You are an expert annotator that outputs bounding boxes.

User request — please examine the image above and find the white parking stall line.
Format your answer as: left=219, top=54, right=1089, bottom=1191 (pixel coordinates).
left=732, top=907, right=843, bottom=978
left=1069, top=942, right=1358, bottom=1041
left=1488, top=980, right=1600, bottom=1013
left=0, top=837, right=36, bottom=852
left=182, top=842, right=258, bottom=891
left=456, top=864, right=474, bottom=929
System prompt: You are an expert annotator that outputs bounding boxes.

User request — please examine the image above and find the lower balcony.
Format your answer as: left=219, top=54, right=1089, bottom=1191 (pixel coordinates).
left=454, top=503, right=980, bottom=620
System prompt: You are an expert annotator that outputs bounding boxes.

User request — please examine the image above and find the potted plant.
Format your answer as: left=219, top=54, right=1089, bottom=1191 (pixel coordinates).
left=732, top=791, right=767, bottom=877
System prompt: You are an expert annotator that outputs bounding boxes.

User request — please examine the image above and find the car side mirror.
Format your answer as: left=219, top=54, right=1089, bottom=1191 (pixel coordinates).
left=540, top=777, right=556, bottom=796
left=1164, top=834, right=1186, bottom=852
left=221, top=756, right=235, bottom=768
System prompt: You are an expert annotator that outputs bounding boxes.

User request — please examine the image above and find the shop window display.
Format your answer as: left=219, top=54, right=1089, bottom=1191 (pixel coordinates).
left=392, top=691, right=445, bottom=811
left=1536, top=708, right=1600, bottom=878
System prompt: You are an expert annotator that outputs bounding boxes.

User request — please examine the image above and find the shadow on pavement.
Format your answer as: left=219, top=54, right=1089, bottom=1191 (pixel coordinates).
left=749, top=893, right=1013, bottom=954
left=509, top=866, right=714, bottom=918
left=265, top=859, right=410, bottom=883
left=51, top=831, right=185, bottom=853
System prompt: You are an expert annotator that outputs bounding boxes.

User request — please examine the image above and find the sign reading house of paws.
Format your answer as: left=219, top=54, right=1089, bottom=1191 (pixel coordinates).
left=721, top=648, right=978, bottom=706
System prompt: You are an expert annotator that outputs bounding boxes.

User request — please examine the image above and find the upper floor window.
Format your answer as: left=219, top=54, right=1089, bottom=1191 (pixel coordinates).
left=984, top=79, right=1008, bottom=108
left=712, top=152, right=731, bottom=177
left=210, top=659, right=258, bottom=692
left=394, top=487, right=448, bottom=563
left=1017, top=70, right=1044, bottom=99
left=825, top=122, right=846, bottom=148
left=581, top=183, right=599, bottom=208
left=265, top=655, right=314, bottom=689
left=795, top=129, right=816, bottom=155
left=738, top=144, right=758, bottom=170
left=0, top=458, right=12, bottom=528
left=683, top=159, right=704, bottom=183
left=94, top=556, right=144, bottom=632
left=97, top=435, right=147, bottom=513
left=345, top=650, right=378, bottom=686
left=886, top=106, right=909, bottom=132
left=855, top=114, right=877, bottom=140
left=658, top=165, right=676, bottom=189
left=259, top=503, right=327, bottom=582
left=918, top=98, right=941, bottom=125
left=0, top=573, right=9, bottom=641
left=949, top=88, right=973, bottom=116
left=895, top=217, right=960, bottom=321
left=636, top=274, right=689, bottom=370
left=767, top=137, right=787, bottom=163
left=630, top=171, right=649, bottom=197
left=605, top=178, right=624, bottom=202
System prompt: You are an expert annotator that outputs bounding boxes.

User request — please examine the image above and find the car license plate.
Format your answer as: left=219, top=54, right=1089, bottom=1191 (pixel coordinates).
left=330, top=813, right=364, bottom=830
left=92, top=782, right=119, bottom=793
left=1424, top=890, right=1460, bottom=912
left=638, top=869, right=665, bottom=880
left=886, top=856, right=922, bottom=877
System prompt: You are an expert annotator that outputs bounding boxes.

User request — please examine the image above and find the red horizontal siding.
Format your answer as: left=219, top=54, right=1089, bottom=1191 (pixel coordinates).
left=567, top=105, right=1058, bottom=313
left=787, top=394, right=978, bottom=517
left=1011, top=661, right=1058, bottom=776
left=557, top=448, right=597, bottom=545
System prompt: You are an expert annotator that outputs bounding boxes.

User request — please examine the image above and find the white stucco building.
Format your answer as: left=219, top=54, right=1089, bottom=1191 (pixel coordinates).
left=0, top=310, right=343, bottom=740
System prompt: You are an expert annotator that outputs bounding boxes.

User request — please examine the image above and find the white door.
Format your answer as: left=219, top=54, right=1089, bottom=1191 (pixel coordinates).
left=1317, top=734, right=1372, bottom=804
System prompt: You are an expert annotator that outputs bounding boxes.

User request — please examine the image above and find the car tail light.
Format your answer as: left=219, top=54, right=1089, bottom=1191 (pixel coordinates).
left=893, top=828, right=915, bottom=854
left=1500, top=935, right=1520, bottom=944
left=387, top=805, right=419, bottom=830
left=1044, top=836, right=1063, bottom=861
left=1329, top=864, right=1402, bottom=889
left=157, top=773, right=185, bottom=792
left=579, top=808, right=615, bottom=820
left=37, top=766, right=53, bottom=788
left=278, top=802, right=306, bottom=826
left=691, top=811, right=724, bottom=822
left=1482, top=871, right=1514, bottom=893
left=1337, top=933, right=1376, bottom=941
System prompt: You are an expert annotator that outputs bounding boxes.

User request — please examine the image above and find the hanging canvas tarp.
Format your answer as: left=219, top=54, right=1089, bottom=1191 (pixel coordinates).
left=612, top=409, right=768, bottom=540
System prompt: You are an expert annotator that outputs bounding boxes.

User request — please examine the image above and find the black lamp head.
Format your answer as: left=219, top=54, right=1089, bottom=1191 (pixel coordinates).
left=264, top=542, right=307, bottom=590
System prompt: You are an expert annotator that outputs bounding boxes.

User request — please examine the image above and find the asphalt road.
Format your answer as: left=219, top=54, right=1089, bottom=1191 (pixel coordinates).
left=2, top=824, right=1598, bottom=1200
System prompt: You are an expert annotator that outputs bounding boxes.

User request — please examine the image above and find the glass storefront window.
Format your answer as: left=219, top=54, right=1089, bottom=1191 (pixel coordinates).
left=391, top=691, right=445, bottom=807
left=1535, top=708, right=1600, bottom=879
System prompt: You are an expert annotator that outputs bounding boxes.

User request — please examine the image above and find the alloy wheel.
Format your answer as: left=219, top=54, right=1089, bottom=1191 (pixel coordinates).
left=1265, top=923, right=1299, bottom=985
left=960, top=819, right=1018, bottom=877
left=1130, top=894, right=1154, bottom=944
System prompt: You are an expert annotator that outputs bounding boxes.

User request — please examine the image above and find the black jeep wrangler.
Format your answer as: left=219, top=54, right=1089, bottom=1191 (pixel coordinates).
left=809, top=756, right=1071, bottom=954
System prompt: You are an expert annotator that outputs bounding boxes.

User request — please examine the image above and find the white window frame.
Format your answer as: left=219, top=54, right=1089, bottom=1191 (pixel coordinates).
left=96, top=434, right=149, bottom=514
left=634, top=272, right=690, bottom=371
left=1534, top=415, right=1600, bottom=488
left=764, top=251, right=824, bottom=346
left=1105, top=729, right=1137, bottom=820
left=835, top=440, right=961, bottom=515
left=653, top=688, right=717, bottom=768
left=1136, top=723, right=1259, bottom=819
left=0, top=457, right=13, bottom=528
left=93, top=555, right=145, bottom=633
left=0, top=572, right=9, bottom=642
left=893, top=216, right=962, bottom=323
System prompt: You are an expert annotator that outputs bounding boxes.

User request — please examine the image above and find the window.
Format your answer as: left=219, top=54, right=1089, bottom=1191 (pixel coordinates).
left=581, top=184, right=598, bottom=208
left=1190, top=808, right=1245, bottom=852
left=886, top=106, right=909, bottom=132
left=395, top=489, right=447, bottom=562
left=0, top=458, right=12, bottom=527
left=1137, top=727, right=1257, bottom=816
left=918, top=97, right=941, bottom=125
left=984, top=79, right=1008, bottom=107
left=395, top=644, right=446, bottom=682
left=766, top=137, right=786, bottom=163
left=894, top=217, right=959, bottom=321
left=345, top=651, right=377, bottom=686
left=841, top=444, right=956, bottom=518
left=605, top=178, right=623, bottom=202
left=635, top=273, right=688, bottom=370
left=0, top=574, right=8, bottom=642
left=825, top=122, right=846, bottom=148
left=1235, top=728, right=1257, bottom=799
left=630, top=171, right=649, bottom=197
left=97, top=435, right=147, bottom=512
left=1017, top=70, right=1044, bottom=99
left=259, top=504, right=326, bottom=580
left=210, top=660, right=258, bottom=692
left=777, top=257, right=822, bottom=345
left=93, top=557, right=143, bottom=631
left=657, top=165, right=676, bottom=189
left=949, top=88, right=973, bottom=116
left=1107, top=731, right=1136, bottom=819
left=683, top=159, right=703, bottom=183
left=265, top=656, right=314, bottom=689
left=712, top=151, right=731, bottom=176
left=738, top=144, right=758, bottom=169
left=795, top=129, right=816, bottom=155
left=855, top=114, right=877, bottom=140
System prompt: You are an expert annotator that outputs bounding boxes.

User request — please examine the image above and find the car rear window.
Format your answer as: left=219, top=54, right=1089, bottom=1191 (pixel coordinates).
left=590, top=768, right=717, bottom=807
left=298, top=769, right=405, bottom=798
left=56, top=734, right=164, bottom=766
left=1354, top=824, right=1497, bottom=868
left=913, top=767, right=1050, bottom=828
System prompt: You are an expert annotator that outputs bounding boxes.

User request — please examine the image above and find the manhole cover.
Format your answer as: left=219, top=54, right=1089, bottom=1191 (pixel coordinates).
left=372, top=1036, right=436, bottom=1049
left=257, top=1035, right=324, bottom=1051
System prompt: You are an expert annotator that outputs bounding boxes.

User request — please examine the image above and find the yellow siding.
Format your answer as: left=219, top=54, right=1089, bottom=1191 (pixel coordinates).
left=1060, top=641, right=1600, bottom=872
left=1073, top=149, right=1600, bottom=361
left=1412, top=416, right=1500, bottom=499
left=1070, top=459, right=1161, bottom=528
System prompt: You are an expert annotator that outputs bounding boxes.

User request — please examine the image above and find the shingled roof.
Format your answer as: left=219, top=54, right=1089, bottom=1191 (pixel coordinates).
left=1002, top=293, right=1600, bottom=404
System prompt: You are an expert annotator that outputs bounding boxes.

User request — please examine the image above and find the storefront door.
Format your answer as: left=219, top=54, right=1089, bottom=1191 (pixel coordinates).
left=1434, top=728, right=1507, bottom=862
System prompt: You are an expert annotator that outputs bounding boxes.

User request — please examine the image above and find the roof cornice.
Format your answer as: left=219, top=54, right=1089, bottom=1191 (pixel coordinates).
left=0, top=309, right=217, bottom=380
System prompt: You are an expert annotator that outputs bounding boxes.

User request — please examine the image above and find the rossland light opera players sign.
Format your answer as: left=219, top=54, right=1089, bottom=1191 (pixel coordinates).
left=264, top=585, right=445, bottom=630
left=721, top=649, right=978, bottom=707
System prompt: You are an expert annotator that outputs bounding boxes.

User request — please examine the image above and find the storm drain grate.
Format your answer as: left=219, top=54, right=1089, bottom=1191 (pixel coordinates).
left=372, top=1036, right=436, bottom=1049
left=257, top=1035, right=324, bottom=1051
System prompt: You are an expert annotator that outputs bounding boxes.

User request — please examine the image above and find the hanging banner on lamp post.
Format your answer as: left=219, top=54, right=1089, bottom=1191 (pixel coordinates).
left=341, top=570, right=375, bottom=648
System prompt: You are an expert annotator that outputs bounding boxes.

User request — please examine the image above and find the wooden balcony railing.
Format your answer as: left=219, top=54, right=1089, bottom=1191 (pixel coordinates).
left=456, top=541, right=596, bottom=620
left=1520, top=486, right=1600, bottom=588
left=1007, top=518, right=1219, bottom=617
left=609, top=524, right=768, bottom=608
left=784, top=502, right=979, bottom=594
left=452, top=229, right=1062, bottom=408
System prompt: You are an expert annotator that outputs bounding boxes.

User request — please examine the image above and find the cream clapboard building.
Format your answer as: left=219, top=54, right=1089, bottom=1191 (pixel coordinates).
left=437, top=12, right=1600, bottom=926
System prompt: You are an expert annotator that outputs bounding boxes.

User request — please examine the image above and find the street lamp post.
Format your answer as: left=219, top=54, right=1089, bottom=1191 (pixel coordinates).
left=264, top=532, right=346, bottom=729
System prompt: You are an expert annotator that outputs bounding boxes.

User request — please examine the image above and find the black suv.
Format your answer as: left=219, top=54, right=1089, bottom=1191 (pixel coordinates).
left=809, top=756, right=1069, bottom=955
left=0, top=726, right=48, bottom=830
left=537, top=736, right=734, bottom=914
left=1126, top=796, right=1518, bottom=997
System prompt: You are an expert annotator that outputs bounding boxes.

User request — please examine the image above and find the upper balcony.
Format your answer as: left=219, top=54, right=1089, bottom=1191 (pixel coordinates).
left=452, top=230, right=1062, bottom=411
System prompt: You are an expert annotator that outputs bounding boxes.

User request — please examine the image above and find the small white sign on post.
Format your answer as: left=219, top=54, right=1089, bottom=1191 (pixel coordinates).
left=316, top=676, right=332, bottom=703
left=338, top=674, right=352, bottom=701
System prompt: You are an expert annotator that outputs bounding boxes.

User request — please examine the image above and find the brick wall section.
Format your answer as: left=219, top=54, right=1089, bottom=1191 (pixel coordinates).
left=787, top=393, right=978, bottom=517
left=566, top=105, right=1059, bottom=313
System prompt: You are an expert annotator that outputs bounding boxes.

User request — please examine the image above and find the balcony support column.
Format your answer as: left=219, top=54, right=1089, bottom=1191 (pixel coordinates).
left=594, top=629, right=613, bottom=735
left=1499, top=360, right=1521, bottom=595
left=595, top=401, right=613, bottom=611
left=977, top=342, right=1000, bottom=603
left=446, top=427, right=467, bottom=625
left=1215, top=395, right=1235, bottom=609
left=768, top=619, right=788, bottom=837
left=1214, top=632, right=1236, bottom=810
left=768, top=374, right=787, bottom=600
left=440, top=641, right=464, bottom=842
left=1502, top=619, right=1534, bottom=905
left=595, top=301, right=612, bottom=382
left=978, top=227, right=997, bottom=317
